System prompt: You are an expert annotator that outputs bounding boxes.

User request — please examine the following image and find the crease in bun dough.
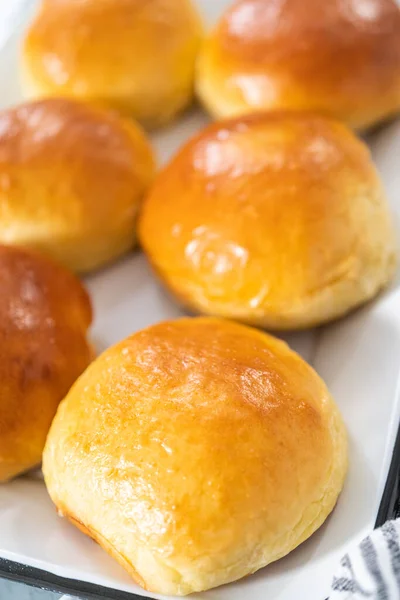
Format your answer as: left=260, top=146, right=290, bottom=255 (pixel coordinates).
left=139, top=112, right=397, bottom=330
left=22, top=0, right=203, bottom=129
left=0, top=244, right=92, bottom=482
left=196, top=0, right=400, bottom=130
left=0, top=98, right=155, bottom=273
left=43, top=317, right=347, bottom=596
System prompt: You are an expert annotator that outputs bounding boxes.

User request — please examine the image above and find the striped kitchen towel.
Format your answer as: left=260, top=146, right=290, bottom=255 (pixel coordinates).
left=330, top=520, right=400, bottom=599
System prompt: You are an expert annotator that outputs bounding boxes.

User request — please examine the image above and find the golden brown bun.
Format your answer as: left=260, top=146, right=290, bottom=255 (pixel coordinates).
left=139, top=112, right=397, bottom=330
left=196, top=0, right=400, bottom=129
left=22, top=0, right=203, bottom=128
left=0, top=244, right=92, bottom=482
left=0, top=98, right=155, bottom=273
left=43, top=317, right=347, bottom=596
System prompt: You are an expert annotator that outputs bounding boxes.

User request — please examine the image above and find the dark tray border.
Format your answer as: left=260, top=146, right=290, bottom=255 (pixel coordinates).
left=375, top=416, right=400, bottom=527
left=0, top=559, right=149, bottom=600
left=1, top=421, right=400, bottom=600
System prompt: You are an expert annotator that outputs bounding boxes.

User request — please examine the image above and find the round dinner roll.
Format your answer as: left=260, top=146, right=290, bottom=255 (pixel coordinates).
left=0, top=244, right=92, bottom=482
left=22, top=0, right=203, bottom=128
left=196, top=0, right=400, bottom=129
left=43, top=317, right=347, bottom=596
left=139, top=112, right=397, bottom=330
left=0, top=98, right=155, bottom=273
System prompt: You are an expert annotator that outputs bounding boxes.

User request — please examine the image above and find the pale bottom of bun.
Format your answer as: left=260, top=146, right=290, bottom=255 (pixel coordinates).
left=0, top=223, right=137, bottom=274
left=195, top=69, right=400, bottom=131
left=0, top=459, right=40, bottom=483
left=0, top=423, right=50, bottom=482
left=151, top=247, right=397, bottom=331
left=61, top=512, right=148, bottom=589
left=20, top=66, right=195, bottom=130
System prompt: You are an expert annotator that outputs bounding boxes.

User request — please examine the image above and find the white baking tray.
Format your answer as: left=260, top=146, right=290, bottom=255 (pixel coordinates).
left=1, top=1, right=400, bottom=599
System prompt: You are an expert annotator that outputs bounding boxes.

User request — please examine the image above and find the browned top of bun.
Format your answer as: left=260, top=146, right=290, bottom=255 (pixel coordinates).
left=196, top=0, right=400, bottom=128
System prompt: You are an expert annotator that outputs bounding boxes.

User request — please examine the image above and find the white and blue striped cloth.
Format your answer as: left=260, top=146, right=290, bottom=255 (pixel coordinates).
left=330, top=520, right=400, bottom=599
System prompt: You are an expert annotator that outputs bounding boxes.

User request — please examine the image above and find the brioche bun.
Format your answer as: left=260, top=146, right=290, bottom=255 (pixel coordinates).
left=196, top=0, right=400, bottom=129
left=139, top=112, right=396, bottom=329
left=0, top=98, right=155, bottom=272
left=43, top=317, right=347, bottom=595
left=22, top=0, right=203, bottom=128
left=0, top=244, right=92, bottom=481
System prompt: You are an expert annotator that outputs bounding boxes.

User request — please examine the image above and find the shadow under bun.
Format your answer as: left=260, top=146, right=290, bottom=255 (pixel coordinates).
left=0, top=244, right=92, bottom=482
left=139, top=111, right=397, bottom=330
left=0, top=97, right=155, bottom=273
left=22, top=0, right=203, bottom=128
left=43, top=317, right=347, bottom=596
left=196, top=0, right=400, bottom=130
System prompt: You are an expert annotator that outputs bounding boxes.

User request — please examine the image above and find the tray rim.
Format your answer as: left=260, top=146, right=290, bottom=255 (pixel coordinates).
left=375, top=415, right=400, bottom=528
left=0, top=558, right=150, bottom=600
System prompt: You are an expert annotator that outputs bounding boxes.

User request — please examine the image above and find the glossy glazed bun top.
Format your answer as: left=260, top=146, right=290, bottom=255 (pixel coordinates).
left=23, top=0, right=203, bottom=127
left=196, top=0, right=400, bottom=129
left=139, top=112, right=396, bottom=329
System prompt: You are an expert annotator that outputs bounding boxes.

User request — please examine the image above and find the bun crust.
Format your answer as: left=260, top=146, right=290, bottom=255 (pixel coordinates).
left=139, top=112, right=396, bottom=329
left=0, top=98, right=155, bottom=272
left=196, top=0, right=400, bottom=129
left=43, top=317, right=347, bottom=596
left=0, top=244, right=92, bottom=481
left=22, top=0, right=203, bottom=128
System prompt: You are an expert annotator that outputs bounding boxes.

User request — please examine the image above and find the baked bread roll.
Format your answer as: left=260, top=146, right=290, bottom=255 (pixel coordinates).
left=139, top=112, right=397, bottom=330
left=22, top=0, right=203, bottom=128
left=43, top=317, right=347, bottom=596
left=0, top=98, right=155, bottom=273
left=0, top=244, right=92, bottom=482
left=196, top=0, right=400, bottom=129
